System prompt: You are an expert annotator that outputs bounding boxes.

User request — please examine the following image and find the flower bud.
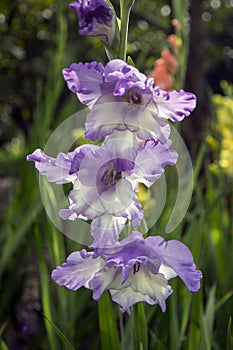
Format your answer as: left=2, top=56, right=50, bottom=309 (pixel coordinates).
left=70, top=0, right=115, bottom=45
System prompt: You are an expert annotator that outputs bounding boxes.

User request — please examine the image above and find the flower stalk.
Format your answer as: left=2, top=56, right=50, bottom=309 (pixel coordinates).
left=27, top=0, right=202, bottom=328
left=119, top=0, right=135, bottom=60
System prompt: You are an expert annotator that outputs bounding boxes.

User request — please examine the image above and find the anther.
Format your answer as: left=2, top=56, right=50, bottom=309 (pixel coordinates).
left=133, top=262, right=140, bottom=274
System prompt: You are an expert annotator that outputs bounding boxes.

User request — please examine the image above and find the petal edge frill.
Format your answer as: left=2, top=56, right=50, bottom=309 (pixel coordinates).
left=62, top=61, right=104, bottom=109
left=27, top=149, right=76, bottom=184
left=154, top=88, right=197, bottom=122
left=147, top=236, right=202, bottom=292
left=51, top=250, right=104, bottom=290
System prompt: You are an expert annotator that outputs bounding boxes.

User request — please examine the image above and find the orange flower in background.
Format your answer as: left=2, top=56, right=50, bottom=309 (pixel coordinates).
left=171, top=18, right=181, bottom=32
left=161, top=47, right=178, bottom=74
left=150, top=46, right=178, bottom=91
left=150, top=57, right=174, bottom=91
left=149, top=20, right=180, bottom=91
left=167, top=34, right=179, bottom=54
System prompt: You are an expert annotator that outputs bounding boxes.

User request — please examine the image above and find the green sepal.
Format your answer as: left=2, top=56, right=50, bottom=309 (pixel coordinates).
left=127, top=56, right=136, bottom=67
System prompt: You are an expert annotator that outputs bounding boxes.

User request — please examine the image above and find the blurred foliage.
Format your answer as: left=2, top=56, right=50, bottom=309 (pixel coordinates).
left=202, top=0, right=233, bottom=71
left=0, top=0, right=105, bottom=151
left=208, top=81, right=233, bottom=177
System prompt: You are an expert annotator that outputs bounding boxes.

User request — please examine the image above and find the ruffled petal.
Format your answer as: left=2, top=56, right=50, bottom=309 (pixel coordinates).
left=51, top=250, right=104, bottom=290
left=69, top=144, right=99, bottom=175
left=62, top=61, right=104, bottom=108
left=104, top=59, right=128, bottom=82
left=85, top=98, right=171, bottom=142
left=104, top=129, right=141, bottom=162
left=85, top=98, right=126, bottom=141
left=122, top=103, right=171, bottom=142
left=109, top=267, right=172, bottom=313
left=153, top=88, right=197, bottom=122
left=91, top=268, right=120, bottom=300
left=59, top=208, right=79, bottom=221
left=63, top=181, right=105, bottom=220
left=127, top=139, right=178, bottom=187
left=99, top=178, right=143, bottom=227
left=94, top=230, right=143, bottom=257
left=128, top=266, right=172, bottom=312
left=146, top=236, right=202, bottom=292
left=109, top=286, right=155, bottom=314
left=27, top=149, right=76, bottom=184
left=98, top=232, right=158, bottom=284
left=90, top=214, right=127, bottom=248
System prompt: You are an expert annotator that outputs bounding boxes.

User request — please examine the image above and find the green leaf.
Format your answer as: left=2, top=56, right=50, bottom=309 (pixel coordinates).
left=0, top=339, right=9, bottom=350
left=215, top=290, right=233, bottom=312
left=169, top=287, right=181, bottom=350
left=180, top=292, right=192, bottom=339
left=200, top=286, right=216, bottom=350
left=34, top=226, right=58, bottom=350
left=188, top=287, right=203, bottom=350
left=104, top=45, right=117, bottom=60
left=131, top=303, right=148, bottom=350
left=127, top=56, right=136, bottom=67
left=98, top=291, right=120, bottom=350
left=42, top=313, right=75, bottom=350
left=227, top=317, right=233, bottom=350
left=0, top=197, right=42, bottom=278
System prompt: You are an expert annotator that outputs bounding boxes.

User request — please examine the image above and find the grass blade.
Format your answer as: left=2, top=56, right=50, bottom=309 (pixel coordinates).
left=98, top=291, right=120, bottom=350
left=34, top=226, right=59, bottom=350
left=0, top=339, right=10, bottom=350
left=0, top=197, right=42, bottom=278
left=227, top=317, right=233, bottom=350
left=132, top=303, right=148, bottom=350
left=200, top=286, right=216, bottom=350
left=43, top=314, right=75, bottom=350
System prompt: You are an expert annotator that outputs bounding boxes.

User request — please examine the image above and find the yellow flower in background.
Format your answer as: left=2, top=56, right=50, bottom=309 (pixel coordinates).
left=212, top=92, right=233, bottom=176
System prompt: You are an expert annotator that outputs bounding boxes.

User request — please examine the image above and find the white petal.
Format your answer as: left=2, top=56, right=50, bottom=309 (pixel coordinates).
left=85, top=98, right=126, bottom=140
left=128, top=266, right=172, bottom=312
left=104, top=130, right=141, bottom=161
left=127, top=140, right=178, bottom=187
left=110, top=286, right=156, bottom=314
left=91, top=268, right=119, bottom=300
left=69, top=181, right=105, bottom=219
left=153, top=89, right=197, bottom=122
left=51, top=250, right=104, bottom=291
left=90, top=214, right=127, bottom=248
left=100, top=179, right=143, bottom=226
left=27, top=149, right=76, bottom=184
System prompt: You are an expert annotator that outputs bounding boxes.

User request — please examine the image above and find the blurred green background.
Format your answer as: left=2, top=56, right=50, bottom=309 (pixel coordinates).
left=0, top=1, right=232, bottom=349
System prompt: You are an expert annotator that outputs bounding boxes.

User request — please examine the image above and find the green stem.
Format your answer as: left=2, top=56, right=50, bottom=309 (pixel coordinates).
left=119, top=0, right=135, bottom=61
left=119, top=311, right=125, bottom=350
left=98, top=291, right=120, bottom=350
left=131, top=304, right=148, bottom=350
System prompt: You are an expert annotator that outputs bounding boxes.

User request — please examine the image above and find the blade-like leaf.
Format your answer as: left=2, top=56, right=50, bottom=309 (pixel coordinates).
left=43, top=314, right=75, bottom=350
left=98, top=291, right=120, bottom=350
left=0, top=339, right=10, bottom=350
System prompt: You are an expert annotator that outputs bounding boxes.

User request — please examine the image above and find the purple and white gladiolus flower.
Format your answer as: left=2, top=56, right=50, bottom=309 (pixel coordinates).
left=63, top=59, right=197, bottom=141
left=52, top=231, right=202, bottom=314
left=70, top=0, right=115, bottom=44
left=26, top=0, right=202, bottom=318
left=27, top=132, right=178, bottom=248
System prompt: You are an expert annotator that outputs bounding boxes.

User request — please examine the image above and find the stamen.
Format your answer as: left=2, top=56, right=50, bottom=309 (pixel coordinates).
left=127, top=88, right=142, bottom=105
left=109, top=168, right=121, bottom=185
left=112, top=170, right=117, bottom=185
